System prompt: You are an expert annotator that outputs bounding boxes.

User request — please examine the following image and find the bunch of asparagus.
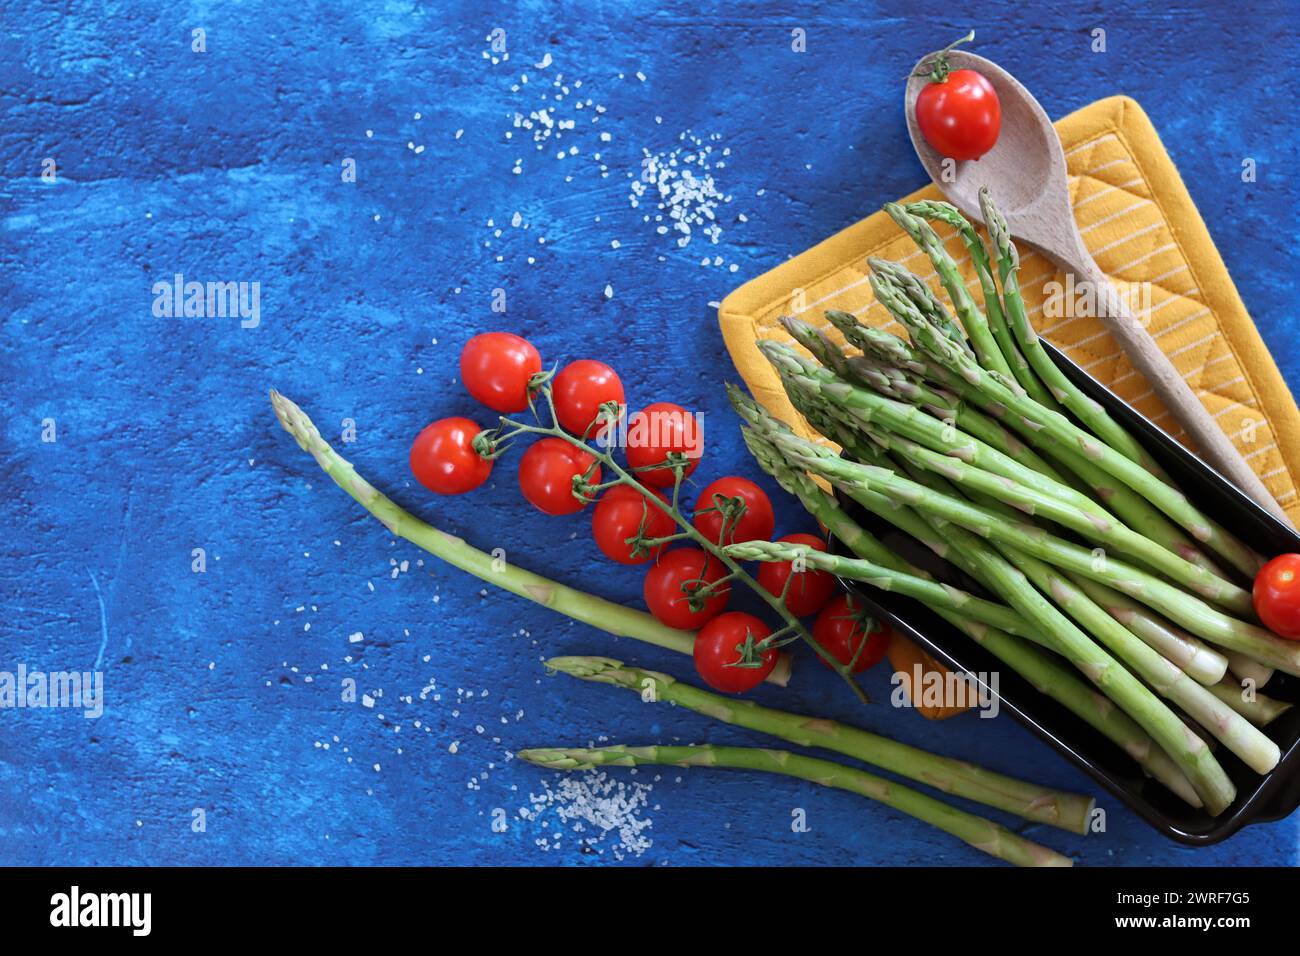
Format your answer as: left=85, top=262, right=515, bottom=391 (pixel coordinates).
left=729, top=189, right=1292, bottom=816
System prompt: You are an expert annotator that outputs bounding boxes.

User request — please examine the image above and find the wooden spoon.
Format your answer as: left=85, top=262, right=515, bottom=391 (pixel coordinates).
left=903, top=48, right=1289, bottom=523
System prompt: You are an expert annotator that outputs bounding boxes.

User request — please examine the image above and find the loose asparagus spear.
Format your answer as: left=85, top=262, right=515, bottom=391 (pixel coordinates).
left=518, top=744, right=1074, bottom=867
left=870, top=263, right=1262, bottom=577
left=905, top=198, right=1056, bottom=407
left=267, top=391, right=790, bottom=683
left=544, top=656, right=1096, bottom=833
left=738, top=395, right=1211, bottom=806
left=883, top=202, right=1012, bottom=380
left=979, top=188, right=1163, bottom=476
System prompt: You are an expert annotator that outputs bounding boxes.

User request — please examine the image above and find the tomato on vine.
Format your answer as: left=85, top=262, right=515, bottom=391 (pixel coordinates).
left=459, top=332, right=542, bottom=413
left=409, top=417, right=493, bottom=495
left=693, top=611, right=776, bottom=693
left=592, top=485, right=675, bottom=565
left=625, top=401, right=703, bottom=487
left=914, top=31, right=1001, bottom=162
left=812, top=594, right=891, bottom=672
left=643, top=547, right=730, bottom=630
left=757, top=533, right=836, bottom=617
left=517, top=437, right=600, bottom=515
left=1254, top=554, right=1300, bottom=641
left=553, top=359, right=625, bottom=438
left=692, top=476, right=775, bottom=545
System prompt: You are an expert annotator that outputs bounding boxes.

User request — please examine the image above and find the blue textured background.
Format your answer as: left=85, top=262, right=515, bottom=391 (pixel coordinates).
left=3, top=1, right=1297, bottom=866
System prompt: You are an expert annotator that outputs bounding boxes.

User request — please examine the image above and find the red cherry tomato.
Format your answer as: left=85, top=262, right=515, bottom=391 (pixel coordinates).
left=625, top=402, right=704, bottom=487
left=757, top=533, right=836, bottom=617
left=517, top=437, right=601, bottom=515
left=915, top=68, right=1001, bottom=161
left=692, top=476, right=775, bottom=546
left=460, top=332, right=542, bottom=413
left=643, top=548, right=730, bottom=630
left=1254, top=554, right=1300, bottom=641
left=812, top=594, right=890, bottom=672
left=552, top=359, right=625, bottom=437
left=591, top=485, right=675, bottom=565
left=409, top=417, right=493, bottom=495
left=693, top=612, right=776, bottom=693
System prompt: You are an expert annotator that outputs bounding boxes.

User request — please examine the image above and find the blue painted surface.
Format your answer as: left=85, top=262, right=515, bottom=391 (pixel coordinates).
left=2, top=1, right=1297, bottom=866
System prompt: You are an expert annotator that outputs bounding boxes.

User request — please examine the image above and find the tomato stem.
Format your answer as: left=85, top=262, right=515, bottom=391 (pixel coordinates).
left=916, top=29, right=975, bottom=84
left=492, top=385, right=874, bottom=705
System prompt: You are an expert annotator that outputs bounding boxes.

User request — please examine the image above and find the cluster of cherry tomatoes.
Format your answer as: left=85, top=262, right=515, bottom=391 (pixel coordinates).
left=408, top=331, right=892, bottom=694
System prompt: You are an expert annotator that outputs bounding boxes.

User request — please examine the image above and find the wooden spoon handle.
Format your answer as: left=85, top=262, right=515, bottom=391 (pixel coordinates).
left=1074, top=255, right=1293, bottom=526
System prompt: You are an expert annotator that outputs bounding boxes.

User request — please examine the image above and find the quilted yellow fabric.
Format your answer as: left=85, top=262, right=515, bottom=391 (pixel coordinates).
left=719, top=95, right=1300, bottom=524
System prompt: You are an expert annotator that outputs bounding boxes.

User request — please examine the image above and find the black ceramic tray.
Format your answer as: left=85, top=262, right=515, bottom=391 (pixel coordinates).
left=827, top=340, right=1300, bottom=844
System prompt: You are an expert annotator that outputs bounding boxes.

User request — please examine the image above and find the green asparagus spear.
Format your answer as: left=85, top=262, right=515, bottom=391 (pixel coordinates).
left=979, top=187, right=1164, bottom=476
left=905, top=198, right=1056, bottom=406
left=544, top=656, right=1096, bottom=833
left=822, top=308, right=1231, bottom=578
left=518, top=744, right=1074, bottom=867
left=267, top=390, right=790, bottom=683
left=869, top=263, right=1262, bottom=577
left=883, top=202, right=1011, bottom=379
left=733, top=394, right=1205, bottom=807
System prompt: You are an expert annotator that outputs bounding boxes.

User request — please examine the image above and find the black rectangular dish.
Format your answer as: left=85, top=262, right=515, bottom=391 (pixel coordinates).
left=827, top=339, right=1300, bottom=844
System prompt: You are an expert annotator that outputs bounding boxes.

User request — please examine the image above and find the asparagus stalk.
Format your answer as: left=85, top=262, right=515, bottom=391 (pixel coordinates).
left=866, top=433, right=1276, bottom=776
left=727, top=538, right=1037, bottom=638
left=905, top=198, right=1057, bottom=407
left=834, top=405, right=1251, bottom=615
left=763, top=339, right=1107, bottom=518
left=1068, top=578, right=1229, bottom=687
left=823, top=309, right=1230, bottom=578
left=869, top=263, right=1262, bottom=577
left=978, top=188, right=1163, bottom=476
left=544, top=655, right=1096, bottom=833
left=783, top=316, right=1070, bottom=486
left=760, top=432, right=1236, bottom=812
left=1226, top=652, right=1275, bottom=689
left=518, top=744, right=1074, bottom=867
left=734, top=395, right=1203, bottom=806
left=267, top=390, right=792, bottom=684
left=883, top=202, right=1012, bottom=379
left=771, top=422, right=1300, bottom=679
left=1207, top=678, right=1294, bottom=728
left=987, top=540, right=1277, bottom=774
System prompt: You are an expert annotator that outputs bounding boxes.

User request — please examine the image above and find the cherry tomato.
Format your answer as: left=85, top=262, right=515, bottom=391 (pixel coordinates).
left=1254, top=554, right=1300, bottom=640
left=812, top=594, right=890, bottom=672
left=643, top=547, right=730, bottom=630
left=552, top=359, right=625, bottom=437
left=409, top=417, right=493, bottom=495
left=692, top=476, right=775, bottom=546
left=915, top=68, right=1001, bottom=161
left=757, top=533, right=836, bottom=617
left=517, top=437, right=601, bottom=515
left=591, top=485, right=675, bottom=565
left=693, top=612, right=776, bottom=693
left=625, top=401, right=704, bottom=487
left=460, top=332, right=542, bottom=413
